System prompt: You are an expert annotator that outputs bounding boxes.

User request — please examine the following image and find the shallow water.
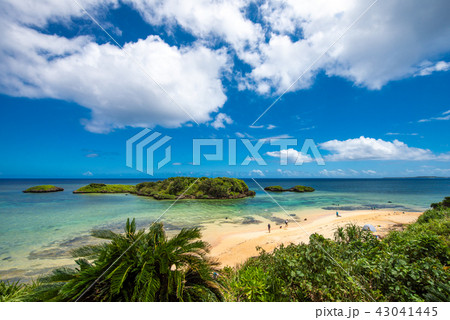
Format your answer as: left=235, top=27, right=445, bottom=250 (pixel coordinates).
left=0, top=178, right=449, bottom=281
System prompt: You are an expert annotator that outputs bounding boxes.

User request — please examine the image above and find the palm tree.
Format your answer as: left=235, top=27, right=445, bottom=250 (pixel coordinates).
left=31, top=219, right=223, bottom=302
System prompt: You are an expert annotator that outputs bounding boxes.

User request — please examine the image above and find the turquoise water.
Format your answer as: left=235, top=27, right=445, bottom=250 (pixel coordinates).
left=0, top=178, right=449, bottom=281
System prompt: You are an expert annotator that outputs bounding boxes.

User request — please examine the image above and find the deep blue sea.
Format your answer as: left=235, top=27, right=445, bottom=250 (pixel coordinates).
left=0, top=178, right=449, bottom=281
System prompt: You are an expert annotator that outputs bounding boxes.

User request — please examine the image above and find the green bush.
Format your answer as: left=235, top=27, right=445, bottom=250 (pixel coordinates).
left=291, top=185, right=315, bottom=192
left=264, top=186, right=284, bottom=192
left=30, top=219, right=223, bottom=302
left=224, top=198, right=450, bottom=302
left=135, top=177, right=255, bottom=200
left=74, top=184, right=135, bottom=193
left=23, top=185, right=63, bottom=193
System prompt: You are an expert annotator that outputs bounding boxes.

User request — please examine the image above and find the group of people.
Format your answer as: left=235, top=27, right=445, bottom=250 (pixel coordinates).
left=267, top=219, right=289, bottom=233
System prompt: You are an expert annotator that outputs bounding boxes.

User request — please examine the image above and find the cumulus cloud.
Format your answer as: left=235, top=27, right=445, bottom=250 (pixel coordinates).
left=211, top=113, right=233, bottom=129
left=320, top=136, right=450, bottom=161
left=266, top=148, right=314, bottom=163
left=0, top=1, right=230, bottom=133
left=244, top=0, right=450, bottom=93
left=1, top=0, right=450, bottom=132
left=82, top=171, right=94, bottom=176
left=125, top=0, right=263, bottom=65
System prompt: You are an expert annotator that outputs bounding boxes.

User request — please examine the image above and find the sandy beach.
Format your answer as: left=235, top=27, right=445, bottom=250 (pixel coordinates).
left=202, top=209, right=422, bottom=267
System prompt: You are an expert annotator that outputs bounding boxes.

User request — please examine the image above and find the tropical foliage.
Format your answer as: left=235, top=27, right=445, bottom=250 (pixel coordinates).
left=224, top=198, right=449, bottom=302
left=73, top=183, right=136, bottom=193
left=264, top=186, right=284, bottom=192
left=135, top=177, right=255, bottom=199
left=0, top=281, right=35, bottom=302
left=23, top=185, right=63, bottom=193
left=73, top=177, right=255, bottom=199
left=290, top=185, right=315, bottom=192
left=26, top=219, right=223, bottom=301
left=264, top=185, right=315, bottom=193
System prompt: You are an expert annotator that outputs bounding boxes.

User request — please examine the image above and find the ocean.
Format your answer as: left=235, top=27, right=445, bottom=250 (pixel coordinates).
left=0, top=178, right=449, bottom=281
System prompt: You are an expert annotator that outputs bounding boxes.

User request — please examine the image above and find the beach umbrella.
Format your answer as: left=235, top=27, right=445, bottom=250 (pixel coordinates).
left=362, top=224, right=376, bottom=232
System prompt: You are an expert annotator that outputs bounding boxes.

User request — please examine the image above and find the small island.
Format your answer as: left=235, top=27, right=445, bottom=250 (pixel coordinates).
left=23, top=185, right=64, bottom=193
left=73, top=183, right=136, bottom=194
left=264, top=185, right=315, bottom=193
left=73, top=177, right=256, bottom=200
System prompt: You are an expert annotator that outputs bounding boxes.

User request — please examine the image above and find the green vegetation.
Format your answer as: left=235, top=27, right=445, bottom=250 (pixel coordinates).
left=223, top=197, right=450, bottom=302
left=72, top=177, right=254, bottom=199
left=135, top=177, right=255, bottom=200
left=431, top=196, right=450, bottom=209
left=23, top=185, right=64, bottom=193
left=2, top=197, right=448, bottom=302
left=24, top=219, right=223, bottom=302
left=264, top=186, right=284, bottom=192
left=264, top=185, right=315, bottom=193
left=73, top=183, right=136, bottom=194
left=0, top=281, right=34, bottom=302
left=290, top=185, right=315, bottom=192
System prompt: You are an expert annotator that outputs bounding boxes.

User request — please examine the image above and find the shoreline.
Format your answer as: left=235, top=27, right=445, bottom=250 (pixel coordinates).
left=0, top=207, right=423, bottom=282
left=201, top=208, right=422, bottom=267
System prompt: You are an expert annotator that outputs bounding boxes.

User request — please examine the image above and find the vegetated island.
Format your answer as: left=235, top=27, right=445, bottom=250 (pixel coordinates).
left=73, top=183, right=136, bottom=194
left=73, top=177, right=256, bottom=200
left=264, top=185, right=315, bottom=193
left=23, top=185, right=64, bottom=193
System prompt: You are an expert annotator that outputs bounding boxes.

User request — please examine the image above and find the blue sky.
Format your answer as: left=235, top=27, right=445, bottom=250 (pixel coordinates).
left=0, top=0, right=449, bottom=178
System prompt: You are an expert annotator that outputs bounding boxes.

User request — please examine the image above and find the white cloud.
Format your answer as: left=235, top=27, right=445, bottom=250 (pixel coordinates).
left=86, top=153, right=99, bottom=158
left=250, top=169, right=264, bottom=177
left=125, top=0, right=263, bottom=65
left=210, top=113, right=233, bottom=129
left=261, top=134, right=294, bottom=140
left=245, top=0, right=450, bottom=93
left=320, top=136, right=450, bottom=161
left=1, top=0, right=119, bottom=27
left=249, top=124, right=278, bottom=130
left=266, top=148, right=314, bottom=163
left=418, top=110, right=450, bottom=123
left=2, top=0, right=450, bottom=132
left=276, top=169, right=303, bottom=177
left=0, top=2, right=230, bottom=133
left=416, top=61, right=450, bottom=76
left=386, top=132, right=418, bottom=136
left=362, top=169, right=377, bottom=175
left=82, top=171, right=94, bottom=176
left=319, top=169, right=346, bottom=177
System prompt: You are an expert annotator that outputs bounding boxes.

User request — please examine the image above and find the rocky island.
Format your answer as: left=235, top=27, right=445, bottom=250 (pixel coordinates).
left=23, top=185, right=64, bottom=193
left=264, top=185, right=315, bottom=193
left=73, top=177, right=256, bottom=200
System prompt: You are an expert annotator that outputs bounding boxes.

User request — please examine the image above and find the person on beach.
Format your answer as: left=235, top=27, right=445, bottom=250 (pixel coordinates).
left=268, top=223, right=271, bottom=233
left=336, top=211, right=339, bottom=217
left=285, top=219, right=288, bottom=227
